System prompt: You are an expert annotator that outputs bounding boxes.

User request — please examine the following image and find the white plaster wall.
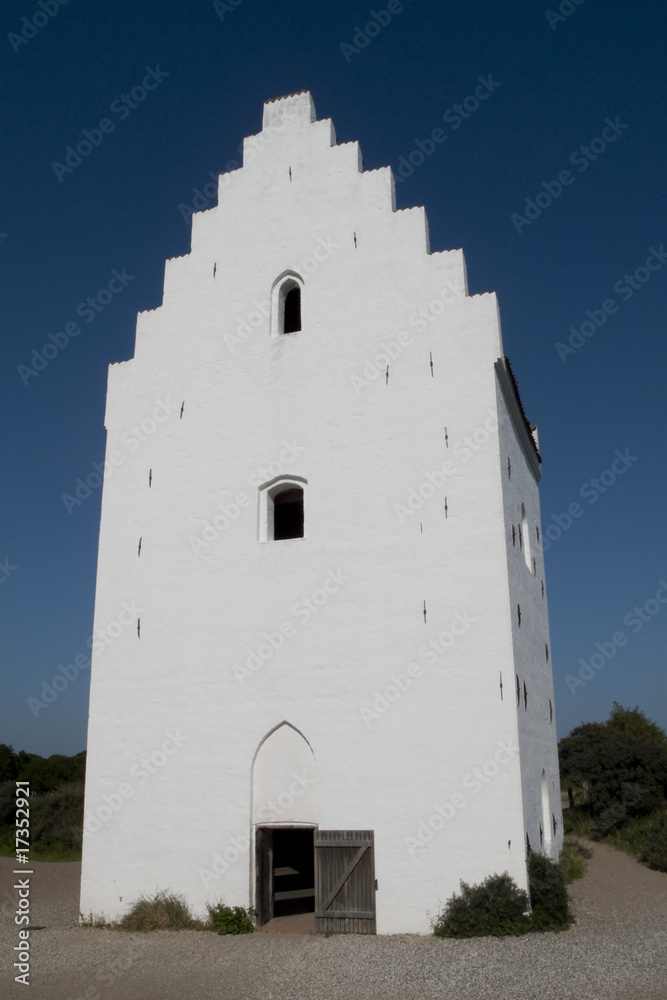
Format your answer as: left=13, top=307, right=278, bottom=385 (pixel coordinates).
left=496, top=371, right=563, bottom=860
left=252, top=722, right=318, bottom=826
left=80, top=91, right=559, bottom=934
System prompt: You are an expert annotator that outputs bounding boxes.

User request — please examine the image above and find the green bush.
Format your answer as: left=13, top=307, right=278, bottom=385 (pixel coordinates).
left=559, top=706, right=667, bottom=836
left=433, top=855, right=575, bottom=938
left=14, top=749, right=86, bottom=794
left=607, top=703, right=667, bottom=748
left=30, top=782, right=84, bottom=855
left=433, top=873, right=529, bottom=938
left=591, top=801, right=628, bottom=838
left=117, top=891, right=206, bottom=932
left=0, top=781, right=84, bottom=861
left=0, top=747, right=87, bottom=862
left=638, top=812, right=667, bottom=872
left=527, top=851, right=572, bottom=928
left=207, top=902, right=255, bottom=935
left=0, top=745, right=30, bottom=783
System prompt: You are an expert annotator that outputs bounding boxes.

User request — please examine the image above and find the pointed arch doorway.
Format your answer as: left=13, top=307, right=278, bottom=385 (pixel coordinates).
left=252, top=722, right=318, bottom=926
left=252, top=722, right=377, bottom=932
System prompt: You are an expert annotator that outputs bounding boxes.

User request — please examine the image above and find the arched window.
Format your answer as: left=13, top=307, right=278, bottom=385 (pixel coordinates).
left=283, top=286, right=301, bottom=333
left=521, top=503, right=532, bottom=571
left=258, top=476, right=307, bottom=541
left=273, top=486, right=304, bottom=539
left=271, top=272, right=304, bottom=336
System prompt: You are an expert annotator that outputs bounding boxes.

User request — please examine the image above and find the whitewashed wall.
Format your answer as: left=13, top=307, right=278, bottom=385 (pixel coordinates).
left=80, top=91, right=561, bottom=934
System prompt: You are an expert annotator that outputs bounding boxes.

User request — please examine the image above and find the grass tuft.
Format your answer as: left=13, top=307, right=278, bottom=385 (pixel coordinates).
left=558, top=837, right=591, bottom=885
left=116, top=891, right=207, bottom=932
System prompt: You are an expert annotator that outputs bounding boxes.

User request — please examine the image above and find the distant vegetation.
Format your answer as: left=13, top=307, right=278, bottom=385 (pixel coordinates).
left=560, top=703, right=667, bottom=872
left=0, top=744, right=85, bottom=861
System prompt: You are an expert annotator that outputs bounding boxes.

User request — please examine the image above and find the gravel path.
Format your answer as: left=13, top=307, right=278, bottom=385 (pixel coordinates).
left=2, top=842, right=666, bottom=999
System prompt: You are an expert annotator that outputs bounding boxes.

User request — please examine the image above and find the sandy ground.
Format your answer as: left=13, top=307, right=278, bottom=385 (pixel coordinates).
left=1, top=842, right=666, bottom=1000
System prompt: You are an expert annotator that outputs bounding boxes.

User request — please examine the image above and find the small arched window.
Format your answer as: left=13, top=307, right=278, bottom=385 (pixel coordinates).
left=283, top=287, right=301, bottom=333
left=273, top=486, right=304, bottom=539
left=258, top=476, right=307, bottom=542
left=271, top=272, right=304, bottom=337
left=521, top=504, right=531, bottom=571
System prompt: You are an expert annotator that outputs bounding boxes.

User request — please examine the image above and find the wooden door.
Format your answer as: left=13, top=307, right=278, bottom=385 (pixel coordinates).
left=255, top=827, right=274, bottom=926
left=314, top=830, right=376, bottom=934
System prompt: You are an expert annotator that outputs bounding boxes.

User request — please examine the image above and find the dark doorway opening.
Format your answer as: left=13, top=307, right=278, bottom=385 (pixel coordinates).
left=256, top=827, right=314, bottom=925
left=283, top=287, right=301, bottom=333
left=273, top=487, right=304, bottom=540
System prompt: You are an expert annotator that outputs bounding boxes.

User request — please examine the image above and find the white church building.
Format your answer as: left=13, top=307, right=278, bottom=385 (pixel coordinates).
left=80, top=91, right=562, bottom=935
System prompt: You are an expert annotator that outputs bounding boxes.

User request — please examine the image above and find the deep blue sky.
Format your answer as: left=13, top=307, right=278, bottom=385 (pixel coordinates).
left=1, top=0, right=666, bottom=756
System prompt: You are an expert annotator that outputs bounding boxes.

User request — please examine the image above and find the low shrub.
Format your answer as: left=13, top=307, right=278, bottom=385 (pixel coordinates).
left=433, top=853, right=575, bottom=939
left=207, top=902, right=255, bottom=935
left=433, top=872, right=529, bottom=938
left=638, top=813, right=667, bottom=872
left=528, top=851, right=572, bottom=929
left=117, top=891, right=206, bottom=932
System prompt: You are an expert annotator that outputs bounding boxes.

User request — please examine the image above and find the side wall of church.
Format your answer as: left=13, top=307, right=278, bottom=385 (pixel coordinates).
left=496, top=370, right=563, bottom=861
